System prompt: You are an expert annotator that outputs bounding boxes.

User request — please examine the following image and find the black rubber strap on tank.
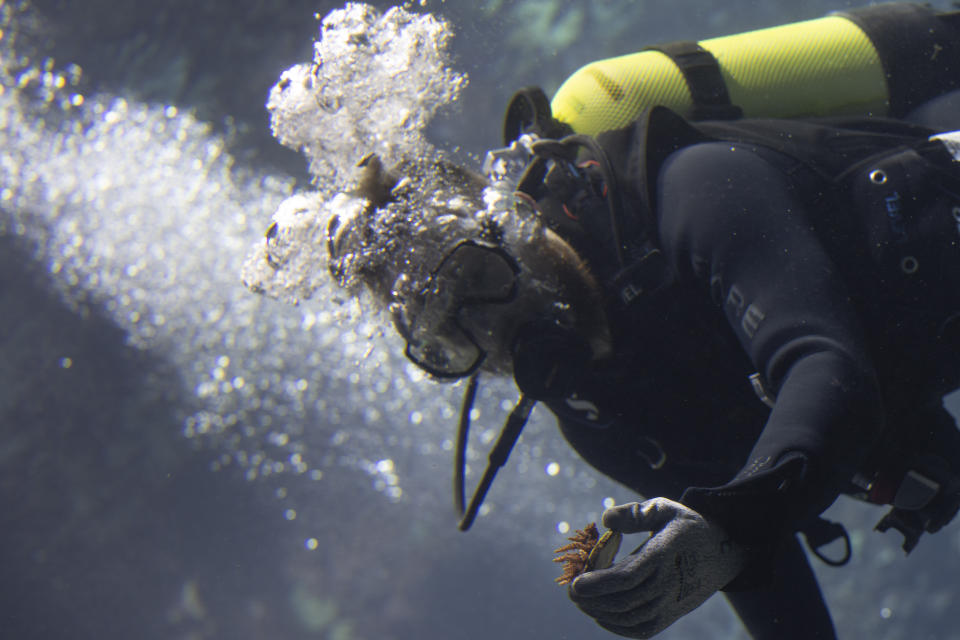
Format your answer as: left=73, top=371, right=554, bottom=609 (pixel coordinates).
left=644, top=41, right=742, bottom=121
left=839, top=4, right=960, bottom=117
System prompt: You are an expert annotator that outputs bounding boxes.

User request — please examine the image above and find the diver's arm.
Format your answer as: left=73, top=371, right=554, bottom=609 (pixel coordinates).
left=656, top=141, right=883, bottom=547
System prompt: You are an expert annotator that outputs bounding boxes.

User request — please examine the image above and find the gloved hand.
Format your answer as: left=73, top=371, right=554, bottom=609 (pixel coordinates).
left=569, top=497, right=747, bottom=639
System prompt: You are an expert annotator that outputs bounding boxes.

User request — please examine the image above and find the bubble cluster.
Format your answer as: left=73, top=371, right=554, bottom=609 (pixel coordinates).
left=0, top=0, right=626, bottom=558
left=242, top=3, right=479, bottom=311
left=268, top=3, right=465, bottom=191
left=240, top=2, right=554, bottom=390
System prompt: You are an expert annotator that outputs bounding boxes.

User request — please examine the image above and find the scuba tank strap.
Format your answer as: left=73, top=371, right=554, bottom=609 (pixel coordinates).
left=643, top=42, right=742, bottom=121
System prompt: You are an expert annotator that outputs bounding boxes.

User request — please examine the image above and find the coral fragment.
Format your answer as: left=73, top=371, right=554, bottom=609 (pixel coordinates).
left=553, top=522, right=600, bottom=585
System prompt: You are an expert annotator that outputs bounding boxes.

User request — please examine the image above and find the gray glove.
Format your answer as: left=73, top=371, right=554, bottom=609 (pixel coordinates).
left=569, top=498, right=747, bottom=639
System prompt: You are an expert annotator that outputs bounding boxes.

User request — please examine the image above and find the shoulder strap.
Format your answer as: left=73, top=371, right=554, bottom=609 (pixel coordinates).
left=591, top=107, right=714, bottom=305
left=596, top=106, right=715, bottom=241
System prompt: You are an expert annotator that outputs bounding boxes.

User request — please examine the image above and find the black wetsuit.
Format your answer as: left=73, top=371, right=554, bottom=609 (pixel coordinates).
left=540, top=94, right=960, bottom=639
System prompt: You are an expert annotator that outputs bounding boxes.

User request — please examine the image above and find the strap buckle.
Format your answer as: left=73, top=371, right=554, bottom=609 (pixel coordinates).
left=874, top=468, right=960, bottom=553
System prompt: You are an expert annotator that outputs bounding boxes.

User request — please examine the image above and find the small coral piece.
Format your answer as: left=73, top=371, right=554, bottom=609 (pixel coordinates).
left=553, top=522, right=600, bottom=585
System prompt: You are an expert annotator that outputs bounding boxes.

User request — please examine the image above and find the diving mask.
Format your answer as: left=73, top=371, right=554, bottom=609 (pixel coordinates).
left=399, top=239, right=520, bottom=379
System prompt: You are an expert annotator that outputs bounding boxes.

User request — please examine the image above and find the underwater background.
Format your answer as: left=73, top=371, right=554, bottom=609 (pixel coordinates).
left=2, top=1, right=960, bottom=639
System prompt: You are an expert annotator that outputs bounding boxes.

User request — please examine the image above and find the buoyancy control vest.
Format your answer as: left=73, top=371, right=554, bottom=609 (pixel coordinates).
left=548, top=3, right=960, bottom=135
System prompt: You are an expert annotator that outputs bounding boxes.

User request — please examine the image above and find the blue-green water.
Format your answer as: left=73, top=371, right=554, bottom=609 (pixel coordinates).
left=2, top=1, right=959, bottom=639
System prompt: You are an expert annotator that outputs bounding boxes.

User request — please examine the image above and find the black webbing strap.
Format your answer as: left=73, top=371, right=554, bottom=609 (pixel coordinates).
left=644, top=41, right=742, bottom=121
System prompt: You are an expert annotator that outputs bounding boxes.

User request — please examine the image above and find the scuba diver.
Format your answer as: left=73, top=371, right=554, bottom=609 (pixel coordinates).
left=313, top=3, right=960, bottom=639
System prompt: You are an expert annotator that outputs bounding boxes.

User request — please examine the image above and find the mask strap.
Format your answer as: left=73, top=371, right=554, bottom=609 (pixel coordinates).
left=454, top=373, right=536, bottom=531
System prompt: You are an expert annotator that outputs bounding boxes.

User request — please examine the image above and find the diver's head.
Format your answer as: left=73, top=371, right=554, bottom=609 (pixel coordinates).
left=327, top=154, right=610, bottom=388
left=396, top=222, right=611, bottom=382
left=325, top=148, right=613, bottom=533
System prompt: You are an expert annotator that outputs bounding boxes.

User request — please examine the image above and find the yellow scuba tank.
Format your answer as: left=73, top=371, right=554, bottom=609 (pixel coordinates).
left=551, top=3, right=960, bottom=135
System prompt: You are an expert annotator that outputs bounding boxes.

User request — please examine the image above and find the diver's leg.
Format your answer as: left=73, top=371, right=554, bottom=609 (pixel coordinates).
left=723, top=535, right=836, bottom=640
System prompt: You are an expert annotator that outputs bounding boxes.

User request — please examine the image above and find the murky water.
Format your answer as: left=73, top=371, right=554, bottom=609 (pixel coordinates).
left=3, top=1, right=960, bottom=639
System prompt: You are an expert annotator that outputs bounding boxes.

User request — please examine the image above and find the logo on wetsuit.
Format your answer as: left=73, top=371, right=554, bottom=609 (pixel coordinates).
left=717, top=282, right=766, bottom=339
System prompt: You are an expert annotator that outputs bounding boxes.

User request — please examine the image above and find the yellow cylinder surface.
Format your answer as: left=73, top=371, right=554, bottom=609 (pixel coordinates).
left=551, top=14, right=890, bottom=135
